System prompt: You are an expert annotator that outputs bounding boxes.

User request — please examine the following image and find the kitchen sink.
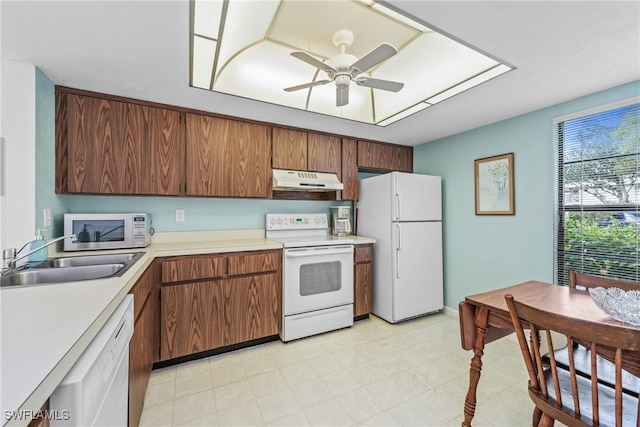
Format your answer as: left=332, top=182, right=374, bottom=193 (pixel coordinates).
left=34, top=252, right=143, bottom=269
left=0, top=252, right=144, bottom=288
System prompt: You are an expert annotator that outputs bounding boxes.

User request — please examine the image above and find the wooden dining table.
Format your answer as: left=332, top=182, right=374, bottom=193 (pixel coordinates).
left=458, top=280, right=640, bottom=427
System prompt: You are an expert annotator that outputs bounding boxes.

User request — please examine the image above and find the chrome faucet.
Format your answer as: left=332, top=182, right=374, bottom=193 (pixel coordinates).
left=2, top=234, right=77, bottom=270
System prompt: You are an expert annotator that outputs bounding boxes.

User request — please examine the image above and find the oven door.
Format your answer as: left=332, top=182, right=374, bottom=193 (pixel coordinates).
left=283, top=244, right=354, bottom=316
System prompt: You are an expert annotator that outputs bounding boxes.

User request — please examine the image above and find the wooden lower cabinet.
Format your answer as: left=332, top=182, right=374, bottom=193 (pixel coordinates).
left=129, top=260, right=161, bottom=427
left=27, top=401, right=50, bottom=427
left=219, top=274, right=281, bottom=346
left=160, top=250, right=282, bottom=361
left=354, top=244, right=374, bottom=317
left=161, top=280, right=220, bottom=360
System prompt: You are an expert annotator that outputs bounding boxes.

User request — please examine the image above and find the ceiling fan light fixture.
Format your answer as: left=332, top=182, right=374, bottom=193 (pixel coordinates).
left=286, top=29, right=404, bottom=107
left=334, top=74, right=351, bottom=86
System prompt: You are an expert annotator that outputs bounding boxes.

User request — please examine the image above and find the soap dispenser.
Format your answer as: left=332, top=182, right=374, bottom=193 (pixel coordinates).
left=27, top=229, right=48, bottom=263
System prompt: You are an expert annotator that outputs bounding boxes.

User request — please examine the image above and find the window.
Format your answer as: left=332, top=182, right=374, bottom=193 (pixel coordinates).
left=555, top=99, right=639, bottom=285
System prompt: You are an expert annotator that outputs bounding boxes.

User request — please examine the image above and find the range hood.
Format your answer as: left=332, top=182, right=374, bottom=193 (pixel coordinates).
left=272, top=169, right=343, bottom=191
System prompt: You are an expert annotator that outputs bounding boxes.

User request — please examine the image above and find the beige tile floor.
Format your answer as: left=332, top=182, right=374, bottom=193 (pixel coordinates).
left=140, top=312, right=537, bottom=427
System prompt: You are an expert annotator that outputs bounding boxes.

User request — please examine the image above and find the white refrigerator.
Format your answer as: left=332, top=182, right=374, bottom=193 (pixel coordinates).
left=357, top=172, right=443, bottom=323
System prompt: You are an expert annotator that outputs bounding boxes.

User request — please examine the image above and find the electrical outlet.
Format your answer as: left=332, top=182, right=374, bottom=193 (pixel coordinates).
left=43, top=208, right=51, bottom=227
left=175, top=209, right=185, bottom=222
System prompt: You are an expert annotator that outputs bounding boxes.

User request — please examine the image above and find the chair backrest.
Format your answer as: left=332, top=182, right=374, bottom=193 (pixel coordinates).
left=569, top=270, right=639, bottom=292
left=505, top=294, right=640, bottom=427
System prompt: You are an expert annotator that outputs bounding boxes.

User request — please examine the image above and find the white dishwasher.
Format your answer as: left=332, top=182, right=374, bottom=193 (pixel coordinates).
left=50, top=295, right=134, bottom=426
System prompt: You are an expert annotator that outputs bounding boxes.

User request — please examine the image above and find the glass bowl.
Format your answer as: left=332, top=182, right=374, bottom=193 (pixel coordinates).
left=588, top=287, right=640, bottom=326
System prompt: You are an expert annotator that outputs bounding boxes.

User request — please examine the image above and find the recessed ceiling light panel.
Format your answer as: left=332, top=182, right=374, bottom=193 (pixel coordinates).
left=190, top=0, right=513, bottom=126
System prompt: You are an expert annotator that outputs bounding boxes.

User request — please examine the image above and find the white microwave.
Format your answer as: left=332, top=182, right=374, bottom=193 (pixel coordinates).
left=63, top=213, right=151, bottom=251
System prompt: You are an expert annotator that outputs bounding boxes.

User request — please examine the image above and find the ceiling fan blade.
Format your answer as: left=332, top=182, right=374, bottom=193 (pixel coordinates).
left=290, top=52, right=337, bottom=73
left=284, top=80, right=332, bottom=92
left=336, top=85, right=349, bottom=107
left=355, top=77, right=404, bottom=92
left=350, top=43, right=397, bottom=74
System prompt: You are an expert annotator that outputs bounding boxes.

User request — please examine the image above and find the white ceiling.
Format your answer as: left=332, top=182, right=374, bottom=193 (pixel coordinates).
left=2, top=1, right=639, bottom=147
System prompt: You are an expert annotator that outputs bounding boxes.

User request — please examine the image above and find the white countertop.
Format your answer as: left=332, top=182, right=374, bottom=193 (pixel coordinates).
left=0, top=230, right=374, bottom=426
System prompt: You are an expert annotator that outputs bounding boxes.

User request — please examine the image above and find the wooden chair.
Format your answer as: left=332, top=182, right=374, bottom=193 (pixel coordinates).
left=562, top=270, right=640, bottom=396
left=505, top=294, right=640, bottom=427
left=568, top=270, right=639, bottom=292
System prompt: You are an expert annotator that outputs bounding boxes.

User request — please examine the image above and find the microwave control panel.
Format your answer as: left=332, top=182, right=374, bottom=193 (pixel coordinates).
left=132, top=215, right=148, bottom=246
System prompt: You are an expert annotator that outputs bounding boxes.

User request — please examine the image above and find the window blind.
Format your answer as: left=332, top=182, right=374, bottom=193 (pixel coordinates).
left=556, top=102, right=639, bottom=285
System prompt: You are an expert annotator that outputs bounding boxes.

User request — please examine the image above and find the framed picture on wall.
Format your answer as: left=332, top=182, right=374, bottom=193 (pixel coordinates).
left=474, top=152, right=515, bottom=215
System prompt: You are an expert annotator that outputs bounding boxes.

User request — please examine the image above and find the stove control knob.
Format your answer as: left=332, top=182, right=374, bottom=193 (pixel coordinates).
left=321, top=216, right=326, bottom=224
left=269, top=218, right=276, bottom=225
left=277, top=218, right=283, bottom=225
left=314, top=217, right=320, bottom=224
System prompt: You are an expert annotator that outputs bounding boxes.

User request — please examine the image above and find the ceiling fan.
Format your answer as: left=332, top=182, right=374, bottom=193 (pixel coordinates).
left=284, top=30, right=404, bottom=107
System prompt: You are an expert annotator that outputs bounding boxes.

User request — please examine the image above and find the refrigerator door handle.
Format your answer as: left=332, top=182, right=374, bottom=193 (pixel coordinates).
left=395, top=223, right=401, bottom=278
left=395, top=193, right=401, bottom=220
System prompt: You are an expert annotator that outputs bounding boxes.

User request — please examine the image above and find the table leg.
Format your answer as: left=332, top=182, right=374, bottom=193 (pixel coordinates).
left=462, top=307, right=489, bottom=427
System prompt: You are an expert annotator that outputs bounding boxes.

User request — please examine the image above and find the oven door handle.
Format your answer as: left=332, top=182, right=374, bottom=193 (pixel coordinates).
left=285, top=247, right=353, bottom=258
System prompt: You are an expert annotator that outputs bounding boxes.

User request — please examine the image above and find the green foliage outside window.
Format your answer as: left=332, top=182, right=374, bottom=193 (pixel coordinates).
left=563, top=215, right=638, bottom=282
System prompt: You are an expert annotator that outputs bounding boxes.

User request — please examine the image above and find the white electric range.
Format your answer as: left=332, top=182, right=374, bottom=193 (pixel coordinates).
left=266, top=213, right=354, bottom=342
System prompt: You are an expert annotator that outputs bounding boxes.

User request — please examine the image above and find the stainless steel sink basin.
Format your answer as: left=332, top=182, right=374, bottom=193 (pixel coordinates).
left=1, top=264, right=126, bottom=287
left=1, top=252, right=144, bottom=288
left=34, top=252, right=143, bottom=268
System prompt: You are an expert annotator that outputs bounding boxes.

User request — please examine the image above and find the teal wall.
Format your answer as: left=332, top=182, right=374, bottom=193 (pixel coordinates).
left=35, top=71, right=349, bottom=234
left=413, top=80, right=640, bottom=308
left=35, top=69, right=67, bottom=239
left=59, top=195, right=350, bottom=232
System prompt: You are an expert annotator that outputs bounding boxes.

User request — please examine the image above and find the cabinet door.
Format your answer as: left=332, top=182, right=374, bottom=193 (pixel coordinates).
left=389, top=145, right=413, bottom=173
left=272, top=128, right=307, bottom=170
left=149, top=109, right=185, bottom=195
left=185, top=114, right=228, bottom=196
left=65, top=93, right=188, bottom=195
left=219, top=273, right=281, bottom=346
left=307, top=133, right=341, bottom=174
left=357, top=140, right=413, bottom=173
left=161, top=281, right=221, bottom=360
left=129, top=291, right=154, bottom=427
left=230, top=120, right=272, bottom=198
left=128, top=259, right=160, bottom=427
left=341, top=138, right=358, bottom=201
left=66, top=94, right=148, bottom=194
left=186, top=114, right=271, bottom=197
left=354, top=263, right=373, bottom=316
left=354, top=244, right=373, bottom=316
left=308, top=133, right=342, bottom=199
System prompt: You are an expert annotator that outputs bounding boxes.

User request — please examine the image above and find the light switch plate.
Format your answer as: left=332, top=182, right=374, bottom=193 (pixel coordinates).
left=175, top=209, right=185, bottom=222
left=43, top=208, right=52, bottom=227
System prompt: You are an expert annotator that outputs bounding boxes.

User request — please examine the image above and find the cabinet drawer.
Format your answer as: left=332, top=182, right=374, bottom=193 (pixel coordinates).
left=162, top=255, right=226, bottom=283
left=354, top=245, right=372, bottom=263
left=227, top=250, right=280, bottom=276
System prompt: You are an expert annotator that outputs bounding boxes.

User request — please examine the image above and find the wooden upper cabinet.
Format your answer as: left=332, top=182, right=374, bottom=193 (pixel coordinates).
left=357, top=140, right=413, bottom=173
left=58, top=90, right=185, bottom=196
left=66, top=94, right=146, bottom=194
left=272, top=128, right=307, bottom=170
left=149, top=109, right=185, bottom=195
left=341, top=138, right=358, bottom=201
left=186, top=114, right=272, bottom=198
left=307, top=133, right=341, bottom=175
left=56, top=88, right=415, bottom=200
